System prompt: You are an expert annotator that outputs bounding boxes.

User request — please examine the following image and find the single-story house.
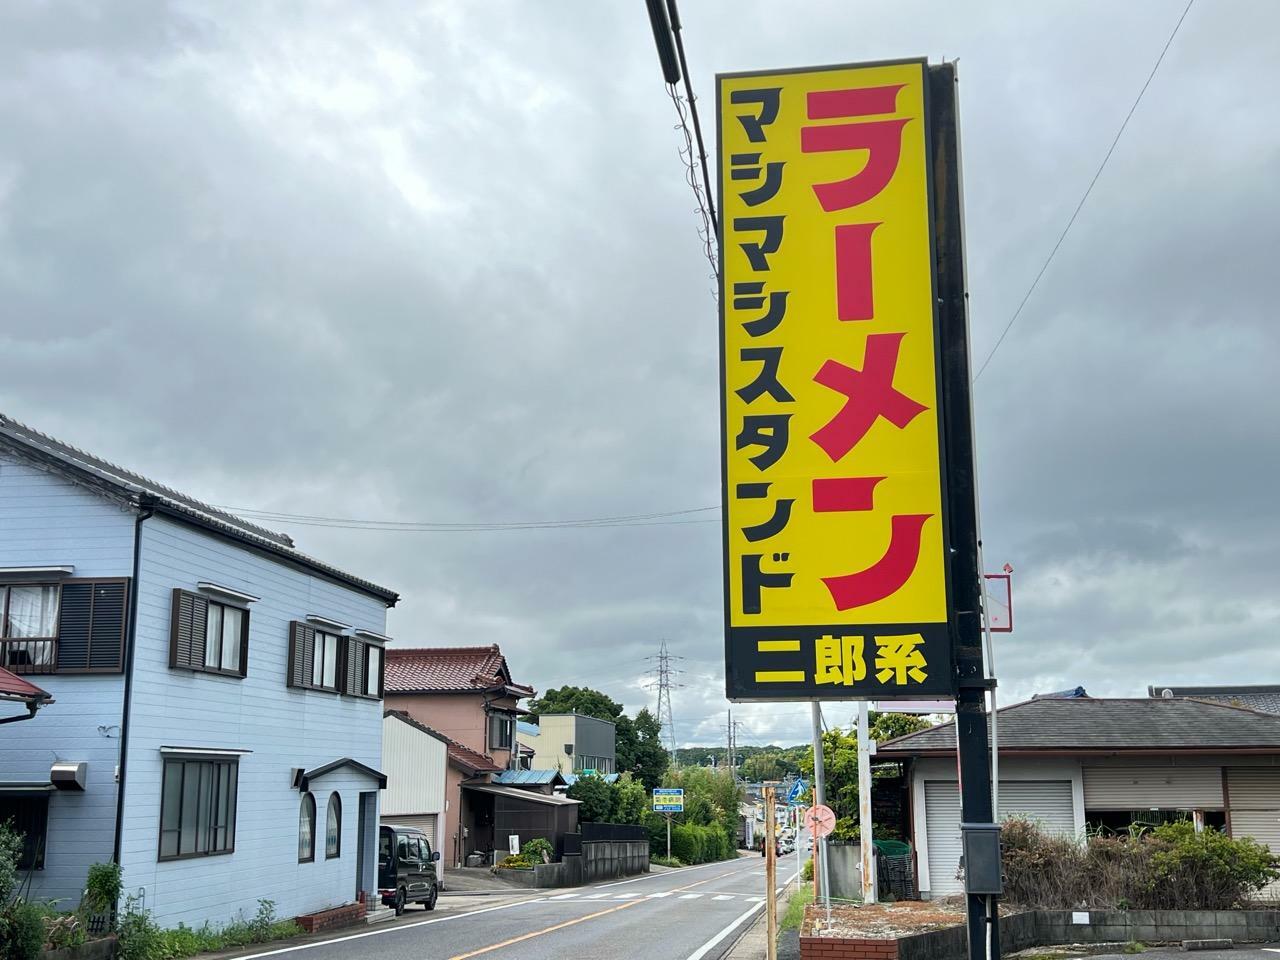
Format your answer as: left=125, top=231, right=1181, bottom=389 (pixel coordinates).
left=1149, top=683, right=1280, bottom=715
left=876, top=696, right=1280, bottom=899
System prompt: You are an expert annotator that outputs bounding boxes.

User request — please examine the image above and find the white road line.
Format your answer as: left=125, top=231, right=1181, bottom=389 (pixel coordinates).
left=679, top=893, right=703, bottom=899
left=713, top=895, right=735, bottom=901
left=613, top=893, right=641, bottom=899
left=593, top=857, right=760, bottom=889
left=585, top=893, right=610, bottom=900
left=549, top=893, right=579, bottom=900
left=647, top=891, right=673, bottom=898
left=684, top=901, right=767, bottom=960
left=225, top=896, right=545, bottom=960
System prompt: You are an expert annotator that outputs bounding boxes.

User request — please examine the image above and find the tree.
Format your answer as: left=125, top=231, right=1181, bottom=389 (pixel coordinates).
left=799, top=713, right=933, bottom=841
left=567, top=774, right=613, bottom=822
left=619, top=708, right=669, bottom=789
left=527, top=685, right=623, bottom=722
left=610, top=774, right=649, bottom=824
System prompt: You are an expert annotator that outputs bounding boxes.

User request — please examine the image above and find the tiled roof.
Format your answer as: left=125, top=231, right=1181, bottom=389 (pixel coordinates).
left=877, top=696, right=1280, bottom=755
left=385, top=645, right=533, bottom=695
left=1148, top=684, right=1280, bottom=716
left=383, top=710, right=500, bottom=773
left=447, top=740, right=502, bottom=774
left=0, top=414, right=398, bottom=604
left=0, top=667, right=49, bottom=701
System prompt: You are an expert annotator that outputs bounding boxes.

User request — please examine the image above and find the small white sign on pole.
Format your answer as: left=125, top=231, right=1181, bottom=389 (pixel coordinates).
left=508, top=834, right=520, bottom=855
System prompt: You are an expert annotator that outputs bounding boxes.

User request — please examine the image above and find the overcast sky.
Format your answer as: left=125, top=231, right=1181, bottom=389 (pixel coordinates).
left=2, top=1, right=1276, bottom=749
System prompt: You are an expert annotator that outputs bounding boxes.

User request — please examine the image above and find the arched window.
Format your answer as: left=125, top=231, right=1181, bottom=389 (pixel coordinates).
left=298, top=792, right=316, bottom=863
left=325, top=793, right=341, bottom=859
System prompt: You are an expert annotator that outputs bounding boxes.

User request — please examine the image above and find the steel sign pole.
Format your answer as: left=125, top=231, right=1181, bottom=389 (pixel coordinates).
left=666, top=812, right=672, bottom=861
left=929, top=63, right=1000, bottom=960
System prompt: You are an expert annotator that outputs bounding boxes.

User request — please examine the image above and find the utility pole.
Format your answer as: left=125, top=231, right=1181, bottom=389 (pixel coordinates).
left=645, top=640, right=684, bottom=767
left=856, top=701, right=876, bottom=904
left=764, top=784, right=778, bottom=960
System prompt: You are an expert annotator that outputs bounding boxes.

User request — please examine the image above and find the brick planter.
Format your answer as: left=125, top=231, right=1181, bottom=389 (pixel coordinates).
left=798, top=908, right=1280, bottom=960
left=295, top=902, right=365, bottom=933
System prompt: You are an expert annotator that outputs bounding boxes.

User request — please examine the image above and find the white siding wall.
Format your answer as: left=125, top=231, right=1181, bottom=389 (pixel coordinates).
left=119, top=515, right=390, bottom=928
left=0, top=453, right=136, bottom=904
left=1228, top=768, right=1280, bottom=900
left=381, top=715, right=447, bottom=817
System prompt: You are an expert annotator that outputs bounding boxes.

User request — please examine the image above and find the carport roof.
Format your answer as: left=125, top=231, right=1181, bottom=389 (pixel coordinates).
left=463, top=784, right=581, bottom=806
left=876, top=696, right=1280, bottom=756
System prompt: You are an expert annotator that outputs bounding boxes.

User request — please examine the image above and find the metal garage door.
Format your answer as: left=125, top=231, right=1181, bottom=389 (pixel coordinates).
left=1083, top=766, right=1223, bottom=809
left=381, top=814, right=442, bottom=875
left=1228, top=770, right=1280, bottom=900
left=924, top=780, right=1075, bottom=897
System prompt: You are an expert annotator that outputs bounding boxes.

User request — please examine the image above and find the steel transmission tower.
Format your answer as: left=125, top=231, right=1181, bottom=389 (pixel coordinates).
left=644, top=640, right=684, bottom=765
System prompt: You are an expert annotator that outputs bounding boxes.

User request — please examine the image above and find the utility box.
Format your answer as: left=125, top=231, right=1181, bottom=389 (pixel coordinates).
left=960, top=822, right=1003, bottom=895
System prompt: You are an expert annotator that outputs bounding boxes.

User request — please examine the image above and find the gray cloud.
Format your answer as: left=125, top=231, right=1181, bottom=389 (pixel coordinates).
left=1, top=1, right=1276, bottom=746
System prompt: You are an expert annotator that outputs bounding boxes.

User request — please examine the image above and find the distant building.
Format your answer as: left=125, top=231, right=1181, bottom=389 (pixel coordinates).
left=384, top=646, right=584, bottom=865
left=516, top=713, right=616, bottom=776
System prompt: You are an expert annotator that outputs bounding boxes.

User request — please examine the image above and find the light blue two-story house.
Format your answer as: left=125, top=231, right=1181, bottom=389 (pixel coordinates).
left=0, top=414, right=398, bottom=928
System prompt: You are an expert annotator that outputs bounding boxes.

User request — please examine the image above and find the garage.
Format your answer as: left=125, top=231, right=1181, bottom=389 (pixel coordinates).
left=1227, top=768, right=1280, bottom=898
left=923, top=780, right=1075, bottom=897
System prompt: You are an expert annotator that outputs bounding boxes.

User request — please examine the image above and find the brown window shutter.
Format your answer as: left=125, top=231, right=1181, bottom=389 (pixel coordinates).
left=342, top=638, right=359, bottom=696
left=287, top=622, right=315, bottom=688
left=375, top=646, right=385, bottom=699
left=169, top=590, right=208, bottom=669
left=237, top=606, right=250, bottom=678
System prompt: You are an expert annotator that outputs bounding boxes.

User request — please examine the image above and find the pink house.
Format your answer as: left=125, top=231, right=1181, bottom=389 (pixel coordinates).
left=384, top=645, right=537, bottom=867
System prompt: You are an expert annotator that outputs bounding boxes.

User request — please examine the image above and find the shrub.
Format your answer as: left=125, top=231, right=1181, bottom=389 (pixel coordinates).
left=1001, top=817, right=1280, bottom=911
left=83, top=862, right=123, bottom=919
left=117, top=895, right=164, bottom=960
left=650, top=855, right=683, bottom=868
left=566, top=775, right=613, bottom=822
left=802, top=857, right=814, bottom=882
left=521, top=838, right=554, bottom=863
left=0, top=823, right=22, bottom=905
left=496, top=855, right=534, bottom=870
left=3, top=901, right=45, bottom=960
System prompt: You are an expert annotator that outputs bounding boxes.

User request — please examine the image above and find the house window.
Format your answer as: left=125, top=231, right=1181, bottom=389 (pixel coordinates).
left=159, top=758, right=238, bottom=860
left=311, top=632, right=339, bottom=690
left=0, top=794, right=49, bottom=869
left=364, top=645, right=382, bottom=698
left=170, top=590, right=249, bottom=678
left=0, top=580, right=128, bottom=674
left=298, top=792, right=316, bottom=862
left=325, top=793, right=341, bottom=859
left=287, top=623, right=349, bottom=693
left=488, top=713, right=513, bottom=751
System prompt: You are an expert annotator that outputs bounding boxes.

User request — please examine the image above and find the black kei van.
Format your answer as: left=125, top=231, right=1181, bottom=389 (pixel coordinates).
left=378, top=824, right=441, bottom=915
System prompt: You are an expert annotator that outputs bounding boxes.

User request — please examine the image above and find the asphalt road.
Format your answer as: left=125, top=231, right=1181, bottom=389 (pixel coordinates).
left=233, top=857, right=792, bottom=960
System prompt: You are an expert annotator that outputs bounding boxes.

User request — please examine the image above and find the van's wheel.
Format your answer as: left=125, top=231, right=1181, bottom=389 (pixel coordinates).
left=425, top=883, right=438, bottom=911
left=394, top=887, right=406, bottom=916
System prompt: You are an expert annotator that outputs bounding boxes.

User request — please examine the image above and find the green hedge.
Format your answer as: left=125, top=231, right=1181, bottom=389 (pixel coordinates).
left=667, top=823, right=735, bottom=865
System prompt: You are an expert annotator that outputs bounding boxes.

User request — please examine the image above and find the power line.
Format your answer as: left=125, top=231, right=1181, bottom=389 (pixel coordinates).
left=211, top=502, right=720, bottom=533
left=972, top=0, right=1196, bottom=383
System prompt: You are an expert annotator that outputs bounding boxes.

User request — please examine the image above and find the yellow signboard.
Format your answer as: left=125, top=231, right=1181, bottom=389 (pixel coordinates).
left=718, top=59, right=954, bottom=700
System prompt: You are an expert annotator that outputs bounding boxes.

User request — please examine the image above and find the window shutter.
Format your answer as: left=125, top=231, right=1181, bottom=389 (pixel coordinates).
left=56, top=583, right=92, bottom=671
left=89, top=582, right=128, bottom=670
left=287, top=622, right=314, bottom=689
left=169, top=590, right=208, bottom=669
left=342, top=638, right=360, bottom=696
left=56, top=580, right=129, bottom=672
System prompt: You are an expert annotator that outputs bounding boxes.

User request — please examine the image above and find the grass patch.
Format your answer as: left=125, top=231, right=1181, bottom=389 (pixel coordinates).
left=1121, top=943, right=1146, bottom=955
left=780, top=885, right=814, bottom=932
left=651, top=855, right=685, bottom=868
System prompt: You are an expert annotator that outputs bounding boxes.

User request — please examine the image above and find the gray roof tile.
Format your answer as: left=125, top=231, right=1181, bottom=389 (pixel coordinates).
left=877, top=697, right=1280, bottom=754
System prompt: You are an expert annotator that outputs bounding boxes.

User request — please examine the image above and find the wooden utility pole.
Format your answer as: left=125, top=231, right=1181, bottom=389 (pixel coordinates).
left=764, top=785, right=778, bottom=960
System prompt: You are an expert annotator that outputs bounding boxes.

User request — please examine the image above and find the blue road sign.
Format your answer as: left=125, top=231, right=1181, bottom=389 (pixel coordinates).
left=786, top=779, right=807, bottom=805
left=652, top=788, right=684, bottom=813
